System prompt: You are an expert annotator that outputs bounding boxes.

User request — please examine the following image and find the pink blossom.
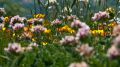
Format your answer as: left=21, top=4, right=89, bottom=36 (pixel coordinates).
left=76, top=44, right=93, bottom=56
left=12, top=23, right=25, bottom=30
left=4, top=43, right=24, bottom=54
left=10, top=15, right=26, bottom=25
left=67, top=15, right=77, bottom=20
left=51, top=19, right=62, bottom=25
left=71, top=20, right=82, bottom=28
left=60, top=36, right=78, bottom=45
left=92, top=11, right=109, bottom=21
left=31, top=25, right=47, bottom=33
left=107, top=46, right=120, bottom=59
left=76, top=28, right=90, bottom=38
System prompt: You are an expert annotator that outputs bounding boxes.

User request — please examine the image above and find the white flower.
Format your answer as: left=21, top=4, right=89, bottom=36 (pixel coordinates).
left=62, top=7, right=72, bottom=12
left=69, top=62, right=89, bottom=67
left=29, top=42, right=38, bottom=47
left=49, top=0, right=57, bottom=3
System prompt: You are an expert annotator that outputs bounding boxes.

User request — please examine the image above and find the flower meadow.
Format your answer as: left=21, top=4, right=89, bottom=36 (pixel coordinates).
left=0, top=0, right=120, bottom=67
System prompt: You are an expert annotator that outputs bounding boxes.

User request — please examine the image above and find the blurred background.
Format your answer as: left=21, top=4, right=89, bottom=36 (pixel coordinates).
left=0, top=0, right=120, bottom=19
left=0, top=0, right=33, bottom=17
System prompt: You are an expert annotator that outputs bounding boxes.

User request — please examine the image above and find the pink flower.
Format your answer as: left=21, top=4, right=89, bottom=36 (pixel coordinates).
left=76, top=44, right=94, bottom=56
left=10, top=15, right=26, bottom=26
left=51, top=19, right=62, bottom=25
left=60, top=36, right=78, bottom=45
left=107, top=46, right=120, bottom=59
left=4, top=43, right=24, bottom=54
left=12, top=23, right=24, bottom=30
left=71, top=20, right=90, bottom=30
left=71, top=20, right=81, bottom=28
left=92, top=11, right=109, bottom=21
left=76, top=28, right=90, bottom=38
left=67, top=15, right=77, bottom=20
left=31, top=25, right=47, bottom=33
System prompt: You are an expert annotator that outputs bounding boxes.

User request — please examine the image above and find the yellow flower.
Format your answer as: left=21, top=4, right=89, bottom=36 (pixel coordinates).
left=69, top=29, right=75, bottom=33
left=44, top=29, right=51, bottom=34
left=13, top=33, right=15, bottom=37
left=32, top=38, right=36, bottom=42
left=34, top=14, right=45, bottom=18
left=67, top=28, right=75, bottom=33
left=42, top=42, right=48, bottom=46
left=91, top=30, right=105, bottom=36
left=2, top=27, right=6, bottom=31
left=4, top=17, right=9, bottom=22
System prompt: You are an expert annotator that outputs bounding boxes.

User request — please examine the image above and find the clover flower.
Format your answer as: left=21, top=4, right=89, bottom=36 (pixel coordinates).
left=60, top=36, right=78, bottom=45
left=71, top=20, right=90, bottom=29
left=12, top=23, right=25, bottom=30
left=10, top=15, right=26, bottom=26
left=71, top=20, right=82, bottom=28
left=107, top=45, right=120, bottom=59
left=31, top=25, right=47, bottom=33
left=4, top=43, right=24, bottom=54
left=76, top=27, right=90, bottom=38
left=92, top=11, right=109, bottom=21
left=27, top=18, right=44, bottom=25
left=51, top=19, right=62, bottom=25
left=76, top=44, right=94, bottom=56
left=27, top=18, right=38, bottom=24
left=69, top=62, right=89, bottom=67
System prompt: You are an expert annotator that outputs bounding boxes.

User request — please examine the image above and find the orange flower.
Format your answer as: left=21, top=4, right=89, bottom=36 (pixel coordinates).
left=24, top=27, right=29, bottom=32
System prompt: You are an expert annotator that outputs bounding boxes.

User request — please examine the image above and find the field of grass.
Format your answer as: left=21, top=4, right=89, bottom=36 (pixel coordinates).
left=0, top=0, right=120, bottom=67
